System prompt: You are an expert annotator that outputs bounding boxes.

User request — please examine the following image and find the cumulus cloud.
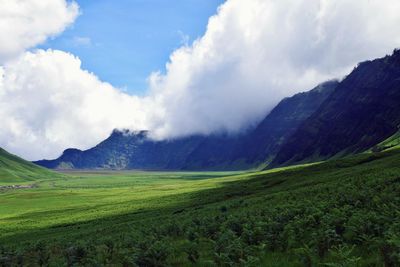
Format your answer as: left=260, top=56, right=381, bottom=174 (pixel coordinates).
left=0, top=50, right=148, bottom=160
left=1, top=0, right=400, bottom=160
left=147, top=0, right=400, bottom=139
left=0, top=0, right=78, bottom=63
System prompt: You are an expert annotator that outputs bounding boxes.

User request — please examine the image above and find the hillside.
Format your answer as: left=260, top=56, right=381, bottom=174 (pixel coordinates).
left=271, top=49, right=400, bottom=167
left=2, top=148, right=400, bottom=265
left=375, top=130, right=400, bottom=151
left=35, top=81, right=337, bottom=170
left=0, top=148, right=60, bottom=185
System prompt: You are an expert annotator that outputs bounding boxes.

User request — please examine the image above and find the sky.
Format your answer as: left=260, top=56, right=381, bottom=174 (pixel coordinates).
left=1, top=0, right=400, bottom=161
left=39, top=0, right=225, bottom=95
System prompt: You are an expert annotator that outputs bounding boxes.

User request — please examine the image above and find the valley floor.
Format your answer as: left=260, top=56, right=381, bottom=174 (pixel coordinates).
left=1, top=149, right=400, bottom=266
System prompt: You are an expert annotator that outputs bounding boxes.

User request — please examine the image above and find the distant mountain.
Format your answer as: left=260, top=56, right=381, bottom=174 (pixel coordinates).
left=271, top=49, right=400, bottom=167
left=35, top=80, right=337, bottom=170
left=0, top=148, right=59, bottom=184
left=35, top=130, right=205, bottom=170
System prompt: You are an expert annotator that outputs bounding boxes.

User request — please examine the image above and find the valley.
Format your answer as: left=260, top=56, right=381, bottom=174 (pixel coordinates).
left=1, top=148, right=399, bottom=266
left=1, top=1, right=400, bottom=266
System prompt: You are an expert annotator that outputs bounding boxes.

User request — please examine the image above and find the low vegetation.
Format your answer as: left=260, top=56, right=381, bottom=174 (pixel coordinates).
left=1, top=149, right=400, bottom=266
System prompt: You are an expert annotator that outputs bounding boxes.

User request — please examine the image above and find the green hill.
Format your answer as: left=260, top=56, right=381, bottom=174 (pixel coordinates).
left=0, top=148, right=61, bottom=185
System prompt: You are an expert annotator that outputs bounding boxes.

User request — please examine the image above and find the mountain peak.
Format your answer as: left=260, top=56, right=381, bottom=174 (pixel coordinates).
left=62, top=148, right=82, bottom=156
left=311, top=80, right=339, bottom=93
left=111, top=129, right=149, bottom=138
left=392, top=47, right=400, bottom=57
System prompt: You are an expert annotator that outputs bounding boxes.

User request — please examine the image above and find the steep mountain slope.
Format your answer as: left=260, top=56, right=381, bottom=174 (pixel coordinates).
left=182, top=80, right=338, bottom=169
left=271, top=49, right=400, bottom=167
left=0, top=148, right=59, bottom=184
left=35, top=81, right=337, bottom=170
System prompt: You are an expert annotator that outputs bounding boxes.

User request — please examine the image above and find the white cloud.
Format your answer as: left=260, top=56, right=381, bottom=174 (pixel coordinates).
left=0, top=50, right=149, bottom=160
left=0, top=0, right=78, bottom=63
left=1, top=0, right=400, bottom=160
left=146, top=0, right=400, bottom=139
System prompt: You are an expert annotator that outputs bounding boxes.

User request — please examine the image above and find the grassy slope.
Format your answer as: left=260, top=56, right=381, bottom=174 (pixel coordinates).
left=377, top=130, right=400, bottom=150
left=0, top=148, right=61, bottom=185
left=0, top=149, right=399, bottom=265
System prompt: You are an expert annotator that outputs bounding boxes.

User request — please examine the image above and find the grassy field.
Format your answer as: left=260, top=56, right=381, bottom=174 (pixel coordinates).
left=0, top=170, right=248, bottom=242
left=0, top=149, right=400, bottom=266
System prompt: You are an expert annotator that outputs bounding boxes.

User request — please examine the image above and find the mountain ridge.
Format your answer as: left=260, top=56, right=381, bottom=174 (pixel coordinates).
left=271, top=49, right=400, bottom=167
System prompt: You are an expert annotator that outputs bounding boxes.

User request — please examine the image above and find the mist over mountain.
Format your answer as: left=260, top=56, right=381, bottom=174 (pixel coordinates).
left=36, top=50, right=400, bottom=170
left=35, top=81, right=338, bottom=170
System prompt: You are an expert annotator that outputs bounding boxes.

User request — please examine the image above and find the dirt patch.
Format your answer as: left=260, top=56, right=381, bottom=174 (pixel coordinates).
left=0, top=184, right=37, bottom=191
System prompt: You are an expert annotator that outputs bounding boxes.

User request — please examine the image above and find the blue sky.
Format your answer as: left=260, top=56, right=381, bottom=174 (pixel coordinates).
left=40, top=0, right=225, bottom=95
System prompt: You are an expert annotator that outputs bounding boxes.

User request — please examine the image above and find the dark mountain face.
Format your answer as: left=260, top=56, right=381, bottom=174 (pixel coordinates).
left=182, top=80, right=339, bottom=169
left=271, top=49, right=400, bottom=167
left=35, top=81, right=337, bottom=170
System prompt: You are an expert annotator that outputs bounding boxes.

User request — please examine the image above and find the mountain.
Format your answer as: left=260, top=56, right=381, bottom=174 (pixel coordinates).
left=182, top=80, right=339, bottom=169
left=271, top=49, right=400, bottom=167
left=35, top=50, right=400, bottom=171
left=0, top=147, right=60, bottom=184
left=35, top=131, right=206, bottom=170
left=35, top=81, right=337, bottom=170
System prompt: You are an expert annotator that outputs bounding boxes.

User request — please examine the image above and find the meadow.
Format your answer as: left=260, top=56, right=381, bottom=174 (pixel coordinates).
left=0, top=149, right=400, bottom=266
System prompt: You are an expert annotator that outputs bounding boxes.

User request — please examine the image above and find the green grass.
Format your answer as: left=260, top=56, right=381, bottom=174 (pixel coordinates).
left=0, top=149, right=400, bottom=266
left=376, top=130, right=400, bottom=150
left=0, top=148, right=62, bottom=185
left=0, top=171, right=249, bottom=241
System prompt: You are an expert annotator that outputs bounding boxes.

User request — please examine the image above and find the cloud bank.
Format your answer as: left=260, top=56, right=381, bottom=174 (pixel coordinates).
left=147, top=0, right=400, bottom=139
left=0, top=50, right=147, bottom=160
left=1, top=0, right=400, bottom=160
